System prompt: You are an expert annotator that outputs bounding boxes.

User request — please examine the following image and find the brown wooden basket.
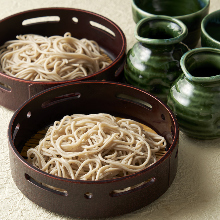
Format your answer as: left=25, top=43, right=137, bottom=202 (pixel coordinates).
left=8, top=81, right=179, bottom=219
left=0, top=8, right=126, bottom=111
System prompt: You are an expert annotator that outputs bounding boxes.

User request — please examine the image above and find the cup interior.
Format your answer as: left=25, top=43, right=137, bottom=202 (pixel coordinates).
left=203, top=13, right=220, bottom=42
left=184, top=50, right=220, bottom=78
left=138, top=19, right=182, bottom=39
left=134, top=0, right=206, bottom=16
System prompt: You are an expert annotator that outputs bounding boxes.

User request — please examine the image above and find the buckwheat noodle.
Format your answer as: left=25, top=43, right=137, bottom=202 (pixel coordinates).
left=0, top=32, right=110, bottom=81
left=27, top=113, right=167, bottom=181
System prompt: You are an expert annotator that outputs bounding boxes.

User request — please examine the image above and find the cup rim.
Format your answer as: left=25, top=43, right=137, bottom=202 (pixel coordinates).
left=180, top=47, right=220, bottom=82
left=132, top=0, right=210, bottom=20
left=201, top=9, right=220, bottom=47
left=135, top=15, right=188, bottom=45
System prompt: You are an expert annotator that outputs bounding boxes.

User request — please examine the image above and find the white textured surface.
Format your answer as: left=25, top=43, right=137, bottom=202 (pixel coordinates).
left=0, top=0, right=220, bottom=219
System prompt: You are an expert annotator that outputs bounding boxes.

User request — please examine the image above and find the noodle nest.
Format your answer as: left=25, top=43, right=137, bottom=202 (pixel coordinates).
left=27, top=113, right=167, bottom=181
left=0, top=32, right=110, bottom=81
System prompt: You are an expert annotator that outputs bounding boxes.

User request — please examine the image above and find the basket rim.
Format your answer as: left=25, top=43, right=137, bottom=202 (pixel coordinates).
left=8, top=80, right=179, bottom=184
left=0, top=7, right=126, bottom=84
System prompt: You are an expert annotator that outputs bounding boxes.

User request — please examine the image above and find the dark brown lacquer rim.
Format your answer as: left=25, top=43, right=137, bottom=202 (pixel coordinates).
left=8, top=81, right=179, bottom=218
left=9, top=86, right=179, bottom=183
left=0, top=8, right=126, bottom=110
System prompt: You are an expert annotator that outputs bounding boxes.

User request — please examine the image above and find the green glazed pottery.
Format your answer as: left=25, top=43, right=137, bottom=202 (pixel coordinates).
left=167, top=47, right=220, bottom=139
left=201, top=9, right=220, bottom=49
left=124, top=16, right=188, bottom=102
left=132, top=0, right=210, bottom=49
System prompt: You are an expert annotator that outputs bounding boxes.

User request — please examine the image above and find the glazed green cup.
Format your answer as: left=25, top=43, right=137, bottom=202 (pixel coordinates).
left=124, top=16, right=189, bottom=103
left=201, top=10, right=220, bottom=49
left=132, top=0, right=210, bottom=49
left=167, top=47, right=220, bottom=139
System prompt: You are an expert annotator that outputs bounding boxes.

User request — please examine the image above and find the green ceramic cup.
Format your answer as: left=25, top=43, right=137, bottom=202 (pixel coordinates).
left=201, top=10, right=220, bottom=49
left=132, top=0, right=210, bottom=49
left=167, top=47, right=220, bottom=139
left=124, top=15, right=188, bottom=103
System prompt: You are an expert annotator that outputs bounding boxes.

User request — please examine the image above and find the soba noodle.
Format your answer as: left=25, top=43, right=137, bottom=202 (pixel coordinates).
left=0, top=33, right=110, bottom=81
left=27, top=113, right=167, bottom=181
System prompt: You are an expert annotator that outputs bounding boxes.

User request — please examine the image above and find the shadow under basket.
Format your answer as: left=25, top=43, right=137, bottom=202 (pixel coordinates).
left=0, top=7, right=126, bottom=111
left=8, top=81, right=179, bottom=219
